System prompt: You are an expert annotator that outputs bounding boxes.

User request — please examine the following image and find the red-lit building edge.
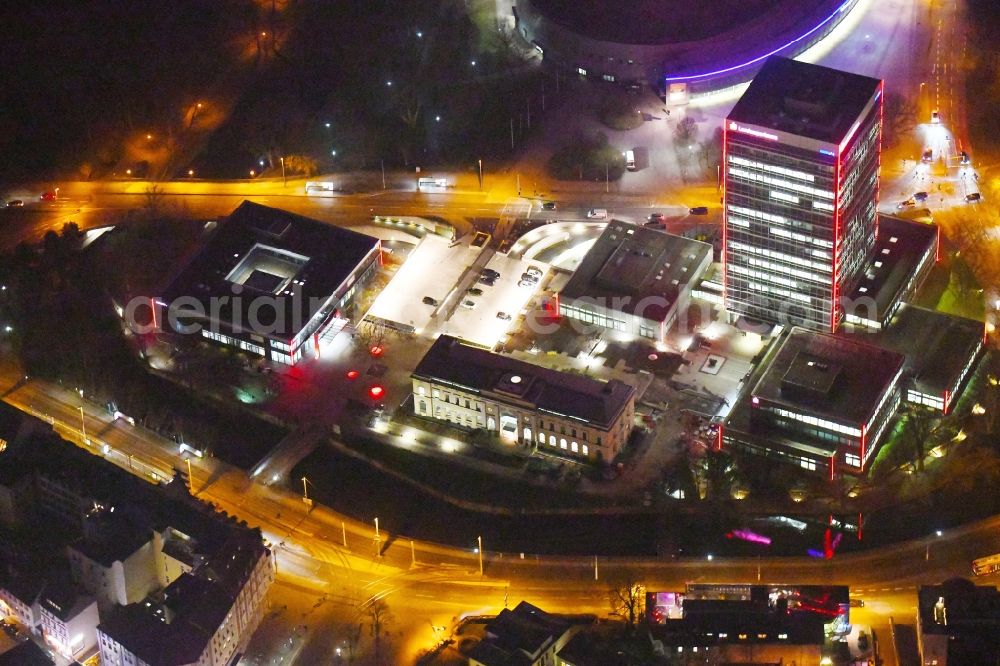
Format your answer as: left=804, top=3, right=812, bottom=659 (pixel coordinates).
left=721, top=363, right=903, bottom=477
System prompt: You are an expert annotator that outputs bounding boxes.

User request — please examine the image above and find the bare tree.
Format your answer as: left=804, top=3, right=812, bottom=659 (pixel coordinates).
left=673, top=116, right=698, bottom=147
left=607, top=570, right=645, bottom=632
left=367, top=598, right=393, bottom=664
left=882, top=92, right=917, bottom=148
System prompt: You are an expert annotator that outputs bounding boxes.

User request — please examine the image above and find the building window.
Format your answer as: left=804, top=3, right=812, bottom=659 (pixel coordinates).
left=571, top=442, right=579, bottom=453
left=417, top=386, right=425, bottom=395
left=560, top=438, right=568, bottom=450
left=538, top=432, right=545, bottom=444
left=582, top=432, right=588, bottom=441
left=845, top=452, right=861, bottom=467
left=571, top=429, right=577, bottom=437
left=549, top=435, right=556, bottom=446
left=419, top=401, right=427, bottom=414
left=582, top=445, right=589, bottom=456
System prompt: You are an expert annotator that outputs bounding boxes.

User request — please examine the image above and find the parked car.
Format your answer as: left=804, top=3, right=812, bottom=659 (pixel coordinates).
left=931, top=110, right=940, bottom=124
left=541, top=201, right=556, bottom=210
left=496, top=311, right=512, bottom=321
left=518, top=279, right=536, bottom=288
left=467, top=287, right=484, bottom=296
left=422, top=296, right=438, bottom=306
left=966, top=192, right=982, bottom=203
left=960, top=151, right=971, bottom=165
left=525, top=266, right=543, bottom=279
left=586, top=208, right=608, bottom=219
left=6, top=200, right=23, bottom=207
left=480, top=268, right=500, bottom=279
left=922, top=148, right=933, bottom=163
left=520, top=272, right=539, bottom=283
left=460, top=299, right=476, bottom=310
left=648, top=212, right=666, bottom=224
left=478, top=275, right=496, bottom=286
left=913, top=191, right=928, bottom=202
left=688, top=206, right=709, bottom=215
left=897, top=199, right=915, bottom=209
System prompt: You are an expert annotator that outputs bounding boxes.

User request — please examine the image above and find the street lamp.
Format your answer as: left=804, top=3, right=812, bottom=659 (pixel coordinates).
left=186, top=457, right=194, bottom=493
left=78, top=406, right=88, bottom=446
left=477, top=159, right=483, bottom=190
left=476, top=536, right=483, bottom=575
left=188, top=169, right=195, bottom=177
left=280, top=157, right=286, bottom=186
left=301, top=476, right=309, bottom=502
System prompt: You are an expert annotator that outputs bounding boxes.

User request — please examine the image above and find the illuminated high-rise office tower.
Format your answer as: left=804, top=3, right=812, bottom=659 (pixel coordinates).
left=723, top=57, right=883, bottom=332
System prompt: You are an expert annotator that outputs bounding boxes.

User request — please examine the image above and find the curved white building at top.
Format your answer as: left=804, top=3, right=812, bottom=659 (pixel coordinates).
left=513, top=0, right=860, bottom=97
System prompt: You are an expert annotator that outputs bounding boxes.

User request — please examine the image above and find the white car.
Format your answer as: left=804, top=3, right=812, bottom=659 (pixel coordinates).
left=518, top=279, right=536, bottom=288
left=525, top=266, right=543, bottom=279
left=586, top=208, right=608, bottom=219
left=460, top=299, right=476, bottom=310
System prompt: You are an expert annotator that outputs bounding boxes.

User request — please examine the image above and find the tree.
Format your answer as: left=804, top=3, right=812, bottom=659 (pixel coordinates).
left=673, top=116, right=698, bottom=147
left=607, top=570, right=644, bottom=632
left=882, top=92, right=917, bottom=148
left=367, top=598, right=393, bottom=664
left=700, top=449, right=738, bottom=500
left=899, top=407, right=955, bottom=473
left=281, top=154, right=319, bottom=177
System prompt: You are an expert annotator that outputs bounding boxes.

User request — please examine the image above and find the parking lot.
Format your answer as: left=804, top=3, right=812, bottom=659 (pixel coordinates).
left=365, top=234, right=465, bottom=334
left=442, top=253, right=549, bottom=349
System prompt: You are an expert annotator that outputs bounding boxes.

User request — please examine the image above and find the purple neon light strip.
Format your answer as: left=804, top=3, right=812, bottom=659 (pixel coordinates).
left=663, top=0, right=855, bottom=82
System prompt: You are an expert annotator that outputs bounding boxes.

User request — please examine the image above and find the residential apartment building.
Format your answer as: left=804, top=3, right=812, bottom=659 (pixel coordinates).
left=469, top=601, right=593, bottom=666
left=0, top=406, right=274, bottom=666
left=412, top=336, right=636, bottom=463
left=724, top=56, right=883, bottom=332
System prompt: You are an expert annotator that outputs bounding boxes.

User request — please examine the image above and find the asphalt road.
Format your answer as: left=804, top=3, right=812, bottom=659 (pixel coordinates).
left=3, top=367, right=1000, bottom=664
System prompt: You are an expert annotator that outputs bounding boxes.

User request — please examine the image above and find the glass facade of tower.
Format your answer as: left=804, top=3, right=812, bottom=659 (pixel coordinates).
left=723, top=85, right=882, bottom=332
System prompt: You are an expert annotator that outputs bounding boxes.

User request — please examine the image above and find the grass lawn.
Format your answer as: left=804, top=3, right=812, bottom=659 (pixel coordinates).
left=936, top=283, right=985, bottom=320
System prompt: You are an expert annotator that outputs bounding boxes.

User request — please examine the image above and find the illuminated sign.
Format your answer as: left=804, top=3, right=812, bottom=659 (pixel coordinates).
left=819, top=149, right=835, bottom=156
left=728, top=121, right=778, bottom=141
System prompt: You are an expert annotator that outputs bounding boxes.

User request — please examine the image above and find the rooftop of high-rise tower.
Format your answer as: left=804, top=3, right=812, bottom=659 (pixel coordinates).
left=728, top=57, right=882, bottom=144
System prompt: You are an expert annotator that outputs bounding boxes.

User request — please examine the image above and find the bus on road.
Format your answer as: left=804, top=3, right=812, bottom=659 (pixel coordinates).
left=972, top=554, right=1000, bottom=576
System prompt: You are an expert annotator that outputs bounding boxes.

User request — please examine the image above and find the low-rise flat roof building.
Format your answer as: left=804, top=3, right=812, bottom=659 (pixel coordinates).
left=412, top=336, right=636, bottom=463
left=647, top=583, right=849, bottom=664
left=162, top=201, right=381, bottom=364
left=723, top=327, right=905, bottom=475
left=853, top=304, right=985, bottom=414
left=558, top=221, right=712, bottom=344
left=844, top=215, right=938, bottom=331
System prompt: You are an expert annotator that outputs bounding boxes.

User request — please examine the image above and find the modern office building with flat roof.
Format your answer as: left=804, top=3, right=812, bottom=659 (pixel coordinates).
left=558, top=221, right=712, bottom=344
left=162, top=201, right=381, bottom=365
left=723, top=327, right=905, bottom=475
left=723, top=57, right=883, bottom=333
left=856, top=304, right=985, bottom=414
left=412, top=336, right=636, bottom=463
left=842, top=215, right=938, bottom=330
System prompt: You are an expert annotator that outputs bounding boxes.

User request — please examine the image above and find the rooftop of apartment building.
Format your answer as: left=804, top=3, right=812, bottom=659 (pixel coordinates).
left=97, top=534, right=268, bottom=666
